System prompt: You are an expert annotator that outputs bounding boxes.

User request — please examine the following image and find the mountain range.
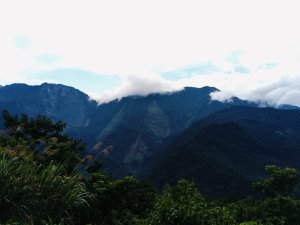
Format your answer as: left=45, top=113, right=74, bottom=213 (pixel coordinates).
left=1, top=83, right=300, bottom=197
left=143, top=106, right=300, bottom=196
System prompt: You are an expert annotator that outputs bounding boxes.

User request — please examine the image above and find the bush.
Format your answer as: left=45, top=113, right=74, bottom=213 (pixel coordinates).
left=140, top=179, right=236, bottom=225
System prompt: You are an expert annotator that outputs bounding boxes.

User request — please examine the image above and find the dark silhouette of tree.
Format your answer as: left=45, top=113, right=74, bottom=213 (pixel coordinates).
left=1, top=110, right=84, bottom=172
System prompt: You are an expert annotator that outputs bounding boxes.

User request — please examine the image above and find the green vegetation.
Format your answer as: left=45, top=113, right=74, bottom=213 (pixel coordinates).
left=1, top=111, right=300, bottom=225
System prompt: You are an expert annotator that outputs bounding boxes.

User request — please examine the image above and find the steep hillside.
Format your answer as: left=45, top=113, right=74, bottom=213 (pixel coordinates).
left=144, top=106, right=300, bottom=197
left=83, top=87, right=248, bottom=174
left=2, top=83, right=300, bottom=195
left=0, top=83, right=97, bottom=140
left=0, top=83, right=245, bottom=175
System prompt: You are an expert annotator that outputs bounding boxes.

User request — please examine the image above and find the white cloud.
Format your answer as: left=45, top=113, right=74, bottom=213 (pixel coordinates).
left=97, top=73, right=179, bottom=103
left=96, top=57, right=300, bottom=105
left=1, top=0, right=300, bottom=107
left=209, top=68, right=300, bottom=107
left=237, top=78, right=300, bottom=107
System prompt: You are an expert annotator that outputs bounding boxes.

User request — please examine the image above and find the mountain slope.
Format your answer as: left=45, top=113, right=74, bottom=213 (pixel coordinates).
left=144, top=106, right=300, bottom=197
left=0, top=83, right=247, bottom=175
left=2, top=83, right=300, bottom=195
left=0, top=83, right=98, bottom=142
left=87, top=87, right=248, bottom=174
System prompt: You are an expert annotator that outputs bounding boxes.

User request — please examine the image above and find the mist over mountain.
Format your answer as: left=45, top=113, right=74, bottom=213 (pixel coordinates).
left=1, top=82, right=300, bottom=197
left=0, top=83, right=248, bottom=174
left=3, top=1, right=300, bottom=223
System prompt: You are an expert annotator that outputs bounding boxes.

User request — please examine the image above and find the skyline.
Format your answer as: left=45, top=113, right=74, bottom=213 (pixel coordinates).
left=1, top=0, right=300, bottom=105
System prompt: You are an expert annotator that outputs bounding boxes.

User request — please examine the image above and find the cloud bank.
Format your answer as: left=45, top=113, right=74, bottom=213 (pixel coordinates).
left=1, top=1, right=300, bottom=107
left=211, top=77, right=300, bottom=107
left=95, top=58, right=300, bottom=107
left=97, top=74, right=179, bottom=103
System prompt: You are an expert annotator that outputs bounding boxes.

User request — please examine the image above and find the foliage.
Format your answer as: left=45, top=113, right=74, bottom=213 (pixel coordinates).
left=1, top=111, right=300, bottom=225
left=231, top=165, right=300, bottom=225
left=0, top=154, right=91, bottom=224
left=138, top=179, right=236, bottom=225
left=86, top=174, right=156, bottom=224
left=86, top=160, right=103, bottom=173
left=0, top=110, right=84, bottom=172
left=253, top=165, right=298, bottom=197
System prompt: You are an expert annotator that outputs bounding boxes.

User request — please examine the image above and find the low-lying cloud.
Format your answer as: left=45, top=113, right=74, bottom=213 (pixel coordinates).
left=96, top=74, right=180, bottom=104
left=95, top=61, right=300, bottom=108
left=211, top=77, right=300, bottom=107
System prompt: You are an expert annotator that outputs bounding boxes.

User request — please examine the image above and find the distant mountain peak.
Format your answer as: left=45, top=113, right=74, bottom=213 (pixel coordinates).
left=183, top=86, right=219, bottom=92
left=40, top=82, right=81, bottom=91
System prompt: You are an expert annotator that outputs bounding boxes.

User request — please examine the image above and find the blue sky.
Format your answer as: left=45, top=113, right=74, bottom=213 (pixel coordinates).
left=1, top=0, right=300, bottom=105
left=30, top=68, right=121, bottom=95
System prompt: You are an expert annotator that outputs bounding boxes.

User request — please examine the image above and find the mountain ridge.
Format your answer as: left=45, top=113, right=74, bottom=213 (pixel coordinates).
left=0, top=83, right=239, bottom=175
left=143, top=106, right=300, bottom=197
left=1, top=82, right=300, bottom=190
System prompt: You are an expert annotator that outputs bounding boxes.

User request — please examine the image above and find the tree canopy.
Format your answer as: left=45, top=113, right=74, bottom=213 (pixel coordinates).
left=1, top=110, right=300, bottom=225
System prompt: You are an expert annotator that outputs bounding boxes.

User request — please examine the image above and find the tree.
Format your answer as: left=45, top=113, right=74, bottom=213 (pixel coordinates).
left=2, top=110, right=19, bottom=129
left=86, top=174, right=156, bottom=225
left=1, top=110, right=84, bottom=173
left=253, top=165, right=298, bottom=198
left=141, top=179, right=236, bottom=225
left=2, top=110, right=66, bottom=140
left=232, top=165, right=300, bottom=225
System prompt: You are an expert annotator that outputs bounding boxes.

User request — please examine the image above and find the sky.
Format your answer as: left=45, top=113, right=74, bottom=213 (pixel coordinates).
left=1, top=0, right=300, bottom=106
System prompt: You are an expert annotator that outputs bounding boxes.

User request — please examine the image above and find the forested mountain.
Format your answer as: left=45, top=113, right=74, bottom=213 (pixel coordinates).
left=1, top=83, right=300, bottom=199
left=0, top=83, right=97, bottom=140
left=0, top=83, right=247, bottom=175
left=144, top=106, right=300, bottom=197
